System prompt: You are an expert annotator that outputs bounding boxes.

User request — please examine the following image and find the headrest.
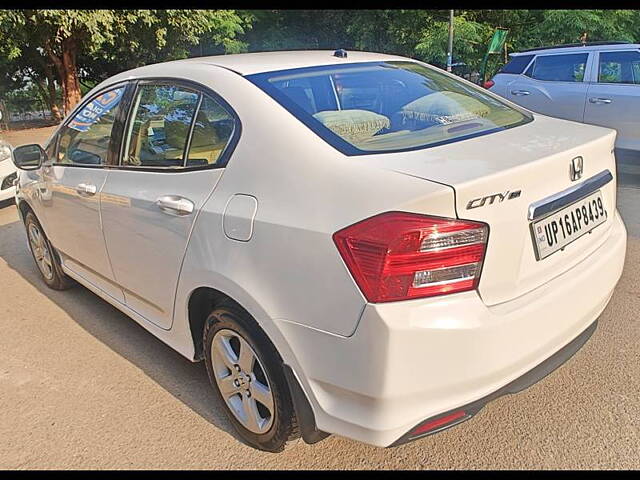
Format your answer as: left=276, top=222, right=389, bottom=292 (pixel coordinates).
left=313, top=109, right=390, bottom=143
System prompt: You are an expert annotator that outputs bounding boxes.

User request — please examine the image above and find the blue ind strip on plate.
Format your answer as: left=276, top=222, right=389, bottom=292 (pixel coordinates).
left=528, top=170, right=613, bottom=221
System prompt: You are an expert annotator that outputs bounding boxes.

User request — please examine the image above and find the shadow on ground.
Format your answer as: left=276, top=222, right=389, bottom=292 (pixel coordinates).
left=0, top=207, right=243, bottom=444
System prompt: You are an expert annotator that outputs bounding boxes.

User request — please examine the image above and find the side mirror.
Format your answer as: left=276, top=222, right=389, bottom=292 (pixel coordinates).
left=12, top=144, right=46, bottom=170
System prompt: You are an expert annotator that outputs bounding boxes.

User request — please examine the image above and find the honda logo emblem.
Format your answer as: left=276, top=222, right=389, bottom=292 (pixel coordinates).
left=570, top=156, right=583, bottom=181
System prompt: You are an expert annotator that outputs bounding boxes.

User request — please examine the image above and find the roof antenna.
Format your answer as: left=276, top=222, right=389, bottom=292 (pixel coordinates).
left=333, top=49, right=348, bottom=58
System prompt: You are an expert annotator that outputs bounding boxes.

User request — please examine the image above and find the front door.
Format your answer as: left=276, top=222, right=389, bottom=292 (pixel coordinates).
left=100, top=82, right=237, bottom=329
left=584, top=49, right=640, bottom=152
left=41, top=86, right=127, bottom=302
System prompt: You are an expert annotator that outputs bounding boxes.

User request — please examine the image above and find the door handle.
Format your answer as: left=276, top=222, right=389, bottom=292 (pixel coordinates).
left=589, top=97, right=612, bottom=104
left=511, top=90, right=531, bottom=96
left=156, top=195, right=195, bottom=216
left=76, top=183, right=97, bottom=196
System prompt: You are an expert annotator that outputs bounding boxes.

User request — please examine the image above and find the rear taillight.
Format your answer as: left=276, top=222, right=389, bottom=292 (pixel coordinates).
left=483, top=80, right=495, bottom=89
left=333, top=212, right=488, bottom=303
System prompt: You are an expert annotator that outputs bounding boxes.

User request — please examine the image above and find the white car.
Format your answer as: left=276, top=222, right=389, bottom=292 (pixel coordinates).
left=0, top=140, right=17, bottom=203
left=11, top=50, right=627, bottom=451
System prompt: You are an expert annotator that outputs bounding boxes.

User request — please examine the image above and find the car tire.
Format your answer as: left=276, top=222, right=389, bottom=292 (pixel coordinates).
left=24, top=211, right=74, bottom=290
left=203, top=302, right=299, bottom=452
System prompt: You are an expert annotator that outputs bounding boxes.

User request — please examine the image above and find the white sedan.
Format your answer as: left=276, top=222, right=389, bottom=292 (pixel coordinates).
left=11, top=50, right=627, bottom=451
left=0, top=140, right=17, bottom=203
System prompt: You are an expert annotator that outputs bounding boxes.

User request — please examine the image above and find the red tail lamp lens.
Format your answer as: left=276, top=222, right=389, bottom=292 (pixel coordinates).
left=333, top=212, right=488, bottom=303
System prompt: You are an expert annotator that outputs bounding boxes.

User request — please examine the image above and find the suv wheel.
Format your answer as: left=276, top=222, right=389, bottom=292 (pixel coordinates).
left=24, top=211, right=74, bottom=290
left=203, top=303, right=299, bottom=452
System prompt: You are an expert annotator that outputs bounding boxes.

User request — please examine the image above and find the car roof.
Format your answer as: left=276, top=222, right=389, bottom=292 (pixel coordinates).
left=136, top=50, right=411, bottom=76
left=512, top=43, right=640, bottom=56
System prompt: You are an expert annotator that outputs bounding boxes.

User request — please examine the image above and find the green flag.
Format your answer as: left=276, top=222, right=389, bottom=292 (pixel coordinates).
left=487, top=28, right=509, bottom=54
left=479, top=28, right=509, bottom=84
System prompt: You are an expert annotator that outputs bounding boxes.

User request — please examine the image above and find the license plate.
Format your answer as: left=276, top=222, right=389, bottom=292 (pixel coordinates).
left=532, top=190, right=607, bottom=260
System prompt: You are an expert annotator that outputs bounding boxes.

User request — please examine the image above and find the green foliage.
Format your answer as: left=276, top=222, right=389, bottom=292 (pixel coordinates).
left=0, top=9, right=248, bottom=113
left=243, top=9, right=640, bottom=78
left=2, top=8, right=640, bottom=117
left=526, top=10, right=637, bottom=47
left=415, top=14, right=493, bottom=69
left=241, top=10, right=357, bottom=51
left=4, top=83, right=45, bottom=114
left=70, top=9, right=248, bottom=82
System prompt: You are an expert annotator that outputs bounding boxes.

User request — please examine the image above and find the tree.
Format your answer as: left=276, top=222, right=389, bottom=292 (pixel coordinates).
left=4, top=83, right=44, bottom=117
left=240, top=10, right=357, bottom=51
left=0, top=10, right=247, bottom=115
left=241, top=9, right=640, bottom=79
left=2, top=8, right=640, bottom=120
left=9, top=44, right=64, bottom=121
left=241, top=9, right=436, bottom=56
left=81, top=10, right=250, bottom=84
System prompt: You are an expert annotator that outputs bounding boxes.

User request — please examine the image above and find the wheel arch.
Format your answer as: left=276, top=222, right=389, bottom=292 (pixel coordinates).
left=185, top=283, right=328, bottom=444
left=186, top=284, right=280, bottom=362
left=16, top=198, right=33, bottom=222
left=17, top=199, right=56, bottom=253
left=187, top=286, right=240, bottom=361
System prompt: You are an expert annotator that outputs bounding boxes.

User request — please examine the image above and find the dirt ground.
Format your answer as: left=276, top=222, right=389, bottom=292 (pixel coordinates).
left=0, top=125, right=57, bottom=148
left=0, top=126, right=639, bottom=469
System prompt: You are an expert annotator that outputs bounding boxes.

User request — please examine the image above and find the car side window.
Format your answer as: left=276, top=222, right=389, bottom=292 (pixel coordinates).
left=185, top=95, right=236, bottom=167
left=122, top=84, right=200, bottom=168
left=498, top=54, right=534, bottom=75
left=525, top=53, right=588, bottom=82
left=56, top=87, right=125, bottom=165
left=598, top=50, right=640, bottom=84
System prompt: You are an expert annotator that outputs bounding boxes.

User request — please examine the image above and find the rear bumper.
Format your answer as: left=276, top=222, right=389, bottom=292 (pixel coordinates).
left=277, top=210, right=627, bottom=447
left=389, top=317, right=599, bottom=446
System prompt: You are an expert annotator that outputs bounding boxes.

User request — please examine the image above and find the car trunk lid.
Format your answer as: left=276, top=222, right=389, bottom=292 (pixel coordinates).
left=359, top=115, right=618, bottom=305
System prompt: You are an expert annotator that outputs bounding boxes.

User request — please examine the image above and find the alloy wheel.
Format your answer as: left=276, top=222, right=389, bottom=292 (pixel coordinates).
left=211, top=328, right=275, bottom=434
left=28, top=223, right=54, bottom=281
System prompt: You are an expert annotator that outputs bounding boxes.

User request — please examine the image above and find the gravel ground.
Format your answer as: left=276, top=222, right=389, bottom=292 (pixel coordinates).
left=0, top=126, right=638, bottom=469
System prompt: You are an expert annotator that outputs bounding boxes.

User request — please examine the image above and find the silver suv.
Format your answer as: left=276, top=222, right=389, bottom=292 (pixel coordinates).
left=488, top=42, right=640, bottom=154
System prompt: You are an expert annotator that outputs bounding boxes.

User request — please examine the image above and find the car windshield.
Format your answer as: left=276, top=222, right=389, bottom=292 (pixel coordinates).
left=247, top=61, right=532, bottom=155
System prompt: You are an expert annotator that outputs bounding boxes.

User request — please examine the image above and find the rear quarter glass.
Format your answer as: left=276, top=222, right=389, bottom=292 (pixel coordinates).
left=498, top=54, right=535, bottom=74
left=247, top=61, right=532, bottom=156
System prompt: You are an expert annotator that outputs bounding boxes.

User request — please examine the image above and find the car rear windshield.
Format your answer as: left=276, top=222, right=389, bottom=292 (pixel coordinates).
left=247, top=61, right=532, bottom=155
left=498, top=54, right=534, bottom=74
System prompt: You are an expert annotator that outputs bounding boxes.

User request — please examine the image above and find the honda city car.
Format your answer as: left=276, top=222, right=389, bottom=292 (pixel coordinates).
left=11, top=50, right=627, bottom=451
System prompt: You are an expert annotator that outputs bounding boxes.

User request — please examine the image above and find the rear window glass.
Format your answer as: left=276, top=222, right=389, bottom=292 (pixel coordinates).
left=498, top=55, right=534, bottom=74
left=525, top=53, right=588, bottom=82
left=247, top=61, right=531, bottom=155
left=598, top=50, right=640, bottom=84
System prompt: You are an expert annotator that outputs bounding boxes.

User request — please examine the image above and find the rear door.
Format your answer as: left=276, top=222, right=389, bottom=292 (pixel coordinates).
left=584, top=49, right=640, bottom=151
left=489, top=54, right=535, bottom=97
left=506, top=52, right=591, bottom=122
left=100, top=80, right=238, bottom=329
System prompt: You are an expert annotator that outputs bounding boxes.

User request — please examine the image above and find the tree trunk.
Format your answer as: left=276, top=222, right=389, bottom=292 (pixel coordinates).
left=33, top=78, right=49, bottom=114
left=61, top=37, right=82, bottom=113
left=0, top=101, right=9, bottom=131
left=45, top=36, right=82, bottom=115
left=42, top=62, right=63, bottom=122
left=48, top=81, right=63, bottom=122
